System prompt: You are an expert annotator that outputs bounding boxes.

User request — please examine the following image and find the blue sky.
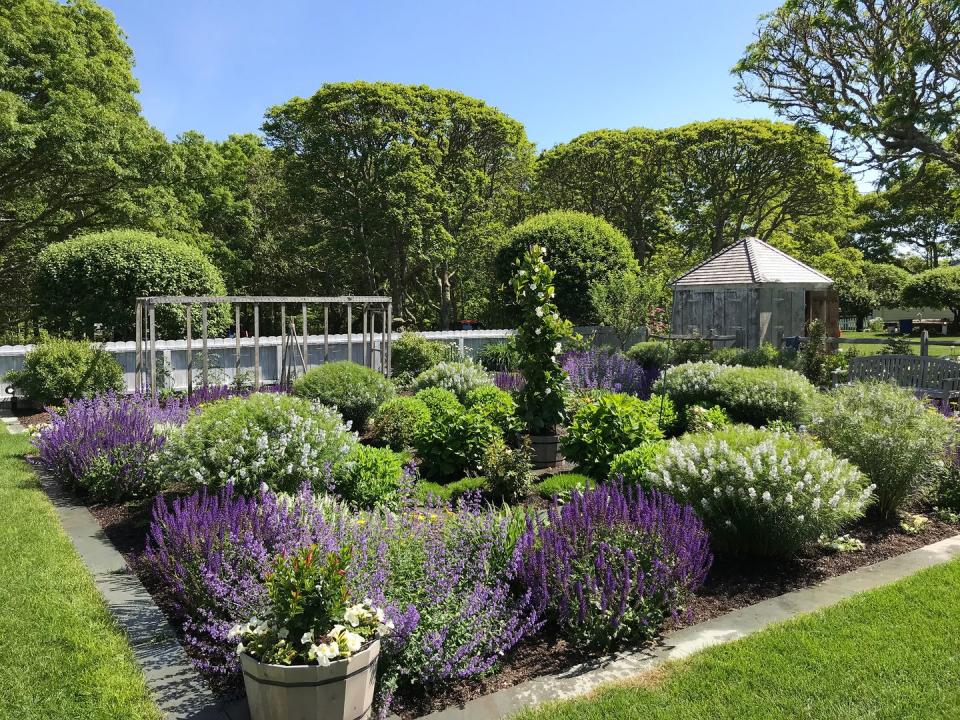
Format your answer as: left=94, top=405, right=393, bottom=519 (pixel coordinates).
left=101, top=0, right=778, bottom=150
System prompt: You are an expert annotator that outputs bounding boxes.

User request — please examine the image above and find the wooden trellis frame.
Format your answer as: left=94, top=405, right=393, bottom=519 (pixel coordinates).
left=134, top=295, right=392, bottom=397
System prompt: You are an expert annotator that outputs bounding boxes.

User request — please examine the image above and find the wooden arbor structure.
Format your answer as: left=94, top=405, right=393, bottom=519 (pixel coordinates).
left=670, top=237, right=838, bottom=349
left=134, top=295, right=392, bottom=396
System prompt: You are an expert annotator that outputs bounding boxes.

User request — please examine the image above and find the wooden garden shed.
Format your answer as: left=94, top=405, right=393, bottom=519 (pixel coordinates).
left=670, top=236, right=839, bottom=349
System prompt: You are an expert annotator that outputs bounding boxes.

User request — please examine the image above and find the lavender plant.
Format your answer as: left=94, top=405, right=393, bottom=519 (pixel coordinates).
left=31, top=392, right=190, bottom=501
left=561, top=350, right=658, bottom=397
left=141, top=482, right=340, bottom=682
left=512, top=483, right=711, bottom=650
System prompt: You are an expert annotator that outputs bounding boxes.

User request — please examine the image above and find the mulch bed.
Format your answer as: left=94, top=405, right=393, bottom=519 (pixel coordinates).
left=12, top=409, right=50, bottom=427
left=82, top=485, right=960, bottom=719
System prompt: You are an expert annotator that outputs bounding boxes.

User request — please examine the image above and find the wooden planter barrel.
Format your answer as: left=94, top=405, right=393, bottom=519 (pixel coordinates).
left=529, top=433, right=562, bottom=469
left=240, top=639, right=380, bottom=720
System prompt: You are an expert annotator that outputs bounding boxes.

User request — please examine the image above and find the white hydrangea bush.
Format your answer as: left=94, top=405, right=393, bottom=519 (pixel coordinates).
left=645, top=426, right=873, bottom=556
left=155, top=393, right=357, bottom=494
left=409, top=359, right=494, bottom=401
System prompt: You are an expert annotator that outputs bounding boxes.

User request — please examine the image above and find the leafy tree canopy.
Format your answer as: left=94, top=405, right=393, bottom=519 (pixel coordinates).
left=735, top=0, right=960, bottom=174
left=903, top=265, right=960, bottom=320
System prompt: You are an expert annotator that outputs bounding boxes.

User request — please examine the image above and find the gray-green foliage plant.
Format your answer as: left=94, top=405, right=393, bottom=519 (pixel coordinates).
left=410, top=360, right=493, bottom=402
left=810, top=381, right=956, bottom=519
left=33, top=230, right=229, bottom=340
left=647, top=427, right=872, bottom=556
left=479, top=438, right=534, bottom=503
left=293, top=362, right=396, bottom=430
left=5, top=339, right=124, bottom=405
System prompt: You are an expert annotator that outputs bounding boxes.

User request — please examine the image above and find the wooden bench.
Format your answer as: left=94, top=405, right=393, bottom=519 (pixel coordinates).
left=846, top=354, right=960, bottom=401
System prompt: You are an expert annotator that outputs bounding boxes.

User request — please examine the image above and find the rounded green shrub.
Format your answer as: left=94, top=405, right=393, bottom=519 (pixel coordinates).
left=155, top=393, right=357, bottom=494
left=391, top=333, right=452, bottom=384
left=810, top=381, right=956, bottom=519
left=560, top=392, right=667, bottom=478
left=369, top=396, right=431, bottom=450
left=412, top=387, right=501, bottom=480
left=33, top=230, right=229, bottom=340
left=333, top=444, right=409, bottom=509
left=416, top=476, right=488, bottom=503
left=496, top=211, right=638, bottom=324
left=656, top=362, right=814, bottom=427
left=293, top=361, right=395, bottom=430
left=5, top=339, right=124, bottom=405
left=534, top=472, right=592, bottom=500
left=684, top=404, right=731, bottom=433
left=609, top=442, right=669, bottom=483
left=647, top=427, right=873, bottom=556
left=464, top=385, right=522, bottom=434
left=410, top=359, right=493, bottom=401
left=479, top=437, right=533, bottom=502
left=625, top=341, right=671, bottom=369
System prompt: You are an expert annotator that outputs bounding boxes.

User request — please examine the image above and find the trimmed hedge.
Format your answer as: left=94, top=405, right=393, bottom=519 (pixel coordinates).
left=496, top=211, right=638, bottom=324
left=293, top=361, right=395, bottom=430
left=33, top=230, right=229, bottom=339
left=5, top=339, right=124, bottom=405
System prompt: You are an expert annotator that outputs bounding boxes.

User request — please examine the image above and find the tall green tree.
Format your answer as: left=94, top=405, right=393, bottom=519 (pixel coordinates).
left=533, top=128, right=675, bottom=264
left=665, top=120, right=856, bottom=257
left=734, top=0, right=960, bottom=174
left=0, top=0, right=179, bottom=333
left=263, top=81, right=534, bottom=328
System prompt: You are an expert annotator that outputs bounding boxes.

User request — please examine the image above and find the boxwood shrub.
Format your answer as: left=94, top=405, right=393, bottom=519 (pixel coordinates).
left=5, top=339, right=124, bottom=406
left=645, top=427, right=873, bottom=556
left=391, top=333, right=453, bottom=384
left=369, top=396, right=431, bottom=450
left=333, top=444, right=409, bottom=509
left=293, top=361, right=395, bottom=430
left=464, top=385, right=523, bottom=434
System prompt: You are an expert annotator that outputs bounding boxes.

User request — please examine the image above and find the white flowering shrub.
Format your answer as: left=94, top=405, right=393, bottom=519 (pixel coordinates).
left=655, top=362, right=814, bottom=427
left=409, top=359, right=493, bottom=402
left=155, top=393, right=357, bottom=495
left=645, top=427, right=873, bottom=556
left=811, top=381, right=956, bottom=519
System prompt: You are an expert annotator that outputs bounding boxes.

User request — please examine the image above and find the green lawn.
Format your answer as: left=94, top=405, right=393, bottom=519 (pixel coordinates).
left=840, top=330, right=960, bottom=357
left=516, top=557, right=960, bottom=720
left=0, top=427, right=160, bottom=720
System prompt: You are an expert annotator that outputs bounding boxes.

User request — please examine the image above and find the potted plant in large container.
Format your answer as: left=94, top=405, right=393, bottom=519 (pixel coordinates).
left=229, top=546, right=393, bottom=720
left=510, top=244, right=576, bottom=468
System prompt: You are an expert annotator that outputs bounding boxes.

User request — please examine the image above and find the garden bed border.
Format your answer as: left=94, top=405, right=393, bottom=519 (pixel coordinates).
left=18, top=399, right=960, bottom=720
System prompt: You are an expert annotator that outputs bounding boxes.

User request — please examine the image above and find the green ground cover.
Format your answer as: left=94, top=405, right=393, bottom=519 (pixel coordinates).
left=0, top=427, right=160, bottom=720
left=517, top=557, right=960, bottom=720
left=840, top=330, right=960, bottom=357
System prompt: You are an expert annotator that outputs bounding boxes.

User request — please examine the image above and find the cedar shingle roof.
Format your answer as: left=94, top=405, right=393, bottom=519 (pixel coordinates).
left=672, top=237, right=833, bottom=288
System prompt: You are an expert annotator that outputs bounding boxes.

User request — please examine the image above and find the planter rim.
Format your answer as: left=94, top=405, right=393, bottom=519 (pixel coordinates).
left=239, top=638, right=380, bottom=688
left=238, top=638, right=378, bottom=671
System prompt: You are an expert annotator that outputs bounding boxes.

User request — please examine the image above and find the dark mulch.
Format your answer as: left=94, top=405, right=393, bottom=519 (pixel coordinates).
left=81, top=482, right=959, bottom=719
left=12, top=409, right=50, bottom=427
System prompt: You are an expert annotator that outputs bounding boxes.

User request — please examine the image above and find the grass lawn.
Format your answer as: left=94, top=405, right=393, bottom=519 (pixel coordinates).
left=516, top=557, right=960, bottom=720
left=0, top=427, right=160, bottom=720
left=840, top=330, right=960, bottom=357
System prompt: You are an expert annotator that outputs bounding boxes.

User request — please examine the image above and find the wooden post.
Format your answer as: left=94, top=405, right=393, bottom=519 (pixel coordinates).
left=386, top=301, right=393, bottom=377
left=148, top=301, right=157, bottom=398
left=280, top=304, right=286, bottom=382
left=301, top=303, right=309, bottom=371
left=201, top=304, right=209, bottom=388
left=380, top=307, right=387, bottom=374
left=254, top=303, right=260, bottom=390
left=185, top=304, right=193, bottom=395
left=346, top=302, right=353, bottom=364
left=234, top=304, right=242, bottom=384
left=135, top=299, right=143, bottom=393
left=362, top=305, right=369, bottom=367
left=921, top=329, right=929, bottom=357
left=323, top=304, right=330, bottom=363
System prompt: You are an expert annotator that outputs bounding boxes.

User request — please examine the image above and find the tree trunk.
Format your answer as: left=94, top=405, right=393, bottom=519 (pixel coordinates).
left=856, top=315, right=865, bottom=332
left=438, top=261, right=453, bottom=329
